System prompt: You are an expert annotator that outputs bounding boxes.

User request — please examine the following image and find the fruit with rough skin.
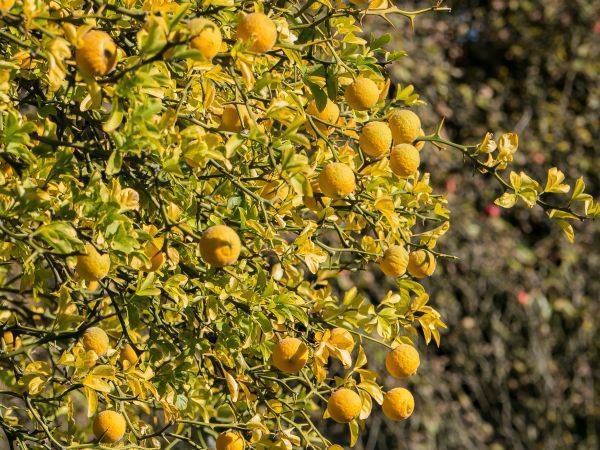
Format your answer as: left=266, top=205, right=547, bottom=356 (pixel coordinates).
left=327, top=388, right=362, bottom=423
left=216, top=431, right=245, bottom=450
left=272, top=337, right=309, bottom=373
left=189, top=18, right=222, bottom=60
left=382, top=387, right=414, bottom=421
left=407, top=249, right=436, bottom=278
left=389, top=143, right=420, bottom=177
left=318, top=163, right=355, bottom=198
left=388, top=109, right=421, bottom=145
left=93, top=410, right=126, bottom=443
left=75, top=31, right=118, bottom=77
left=220, top=104, right=250, bottom=132
left=76, top=244, right=111, bottom=282
left=120, top=343, right=138, bottom=366
left=359, top=121, right=392, bottom=158
left=82, top=327, right=110, bottom=356
left=306, top=99, right=340, bottom=136
left=199, top=225, right=241, bottom=267
left=344, top=77, right=380, bottom=111
left=236, top=13, right=277, bottom=53
left=379, top=245, right=409, bottom=277
left=385, top=343, right=420, bottom=378
left=0, top=0, right=15, bottom=11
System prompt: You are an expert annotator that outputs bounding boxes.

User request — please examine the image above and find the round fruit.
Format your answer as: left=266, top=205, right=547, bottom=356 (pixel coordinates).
left=272, top=337, right=309, bottom=373
left=359, top=121, right=392, bottom=158
left=82, top=327, right=110, bottom=356
left=407, top=249, right=436, bottom=278
left=75, top=31, right=118, bottom=77
left=199, top=225, right=242, bottom=267
left=236, top=13, right=277, bottom=53
left=144, top=236, right=165, bottom=272
left=0, top=0, right=15, bottom=12
left=76, top=243, right=111, bottom=282
left=327, top=388, right=362, bottom=423
left=120, top=343, right=138, bottom=366
left=378, top=245, right=409, bottom=277
left=306, top=99, right=340, bottom=136
left=382, top=387, right=414, bottom=421
left=385, top=343, right=420, bottom=379
left=220, top=104, right=250, bottom=132
left=388, top=109, right=421, bottom=145
left=328, top=446, right=344, bottom=450
left=189, top=18, right=222, bottom=60
left=216, top=431, right=245, bottom=450
left=328, top=328, right=354, bottom=352
left=344, top=77, right=379, bottom=111
left=318, top=163, right=355, bottom=198
left=389, top=143, right=420, bottom=177
left=93, top=410, right=126, bottom=443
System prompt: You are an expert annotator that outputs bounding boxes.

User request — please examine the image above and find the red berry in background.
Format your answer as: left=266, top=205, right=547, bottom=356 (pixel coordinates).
left=446, top=177, right=457, bottom=193
left=484, top=203, right=501, bottom=218
left=517, top=290, right=530, bottom=305
left=594, top=19, right=600, bottom=34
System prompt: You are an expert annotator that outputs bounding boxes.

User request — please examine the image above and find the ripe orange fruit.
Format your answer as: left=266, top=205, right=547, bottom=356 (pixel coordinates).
left=344, top=77, right=379, bottom=111
left=318, top=163, right=355, bottom=198
left=382, top=387, right=414, bottom=421
left=189, top=18, right=222, bottom=60
left=220, top=104, right=250, bottom=132
left=378, top=245, right=409, bottom=277
left=272, top=337, right=309, bottom=373
left=75, top=31, right=118, bottom=77
left=236, top=13, right=278, bottom=53
left=388, top=109, right=421, bottom=145
left=76, top=244, right=111, bottom=282
left=306, top=99, right=340, bottom=136
left=385, top=343, right=420, bottom=378
left=407, top=249, right=436, bottom=278
left=359, top=121, right=392, bottom=158
left=216, top=431, right=245, bottom=450
left=93, top=410, right=126, bottom=443
left=389, top=143, right=420, bottom=177
left=120, top=343, right=138, bottom=366
left=0, top=0, right=15, bottom=12
left=327, top=388, right=362, bottom=423
left=199, top=225, right=242, bottom=267
left=82, top=327, right=110, bottom=356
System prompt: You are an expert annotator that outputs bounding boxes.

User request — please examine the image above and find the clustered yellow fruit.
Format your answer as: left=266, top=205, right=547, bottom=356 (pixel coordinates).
left=359, top=121, right=392, bottom=158
left=272, top=337, right=309, bottom=373
left=306, top=99, right=340, bottom=136
left=200, top=225, right=242, bottom=267
left=327, top=388, right=362, bottom=423
left=76, top=243, right=111, bottom=282
left=389, top=143, right=420, bottom=177
left=120, top=343, right=138, bottom=366
left=189, top=18, right=222, bottom=60
left=82, top=327, right=110, bottom=356
left=220, top=104, right=250, bottom=132
left=216, top=431, right=245, bottom=450
left=318, top=163, right=355, bottom=198
left=344, top=77, right=380, bottom=111
left=93, top=410, right=126, bottom=443
left=75, top=31, right=118, bottom=77
left=236, top=12, right=277, bottom=53
left=388, top=109, right=422, bottom=145
left=379, top=245, right=409, bottom=277
left=385, top=343, right=420, bottom=379
left=382, top=387, right=414, bottom=421
left=407, top=249, right=436, bottom=278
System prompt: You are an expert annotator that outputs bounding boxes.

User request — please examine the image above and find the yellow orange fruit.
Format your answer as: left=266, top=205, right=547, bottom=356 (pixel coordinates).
left=389, top=143, right=420, bottom=177
left=318, top=163, right=355, bottom=198
left=378, top=245, right=409, bottom=277
left=272, top=337, right=309, bottom=373
left=328, top=446, right=344, bottom=450
left=359, top=121, right=392, bottom=158
left=76, top=244, right=111, bottom=282
left=199, top=225, right=241, bottom=267
left=382, top=387, right=414, bottom=421
left=388, top=109, right=421, bottom=145
left=306, top=99, right=340, bottom=136
left=75, top=31, right=118, bottom=77
left=82, top=327, right=110, bottom=356
left=144, top=236, right=165, bottom=272
left=3, top=330, right=21, bottom=350
left=407, top=249, right=436, bottom=278
left=327, top=388, right=362, bottom=423
left=120, top=343, right=138, bottom=366
left=236, top=13, right=277, bottom=53
left=385, top=343, right=420, bottom=379
left=0, top=0, right=15, bottom=12
left=216, top=431, right=245, bottom=450
left=93, top=410, right=127, bottom=443
left=220, top=104, right=250, bottom=132
left=189, top=18, right=222, bottom=60
left=344, top=77, right=379, bottom=111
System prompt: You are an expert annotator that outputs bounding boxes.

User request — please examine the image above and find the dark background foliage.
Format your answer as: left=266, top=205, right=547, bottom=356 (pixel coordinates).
left=331, top=1, right=600, bottom=449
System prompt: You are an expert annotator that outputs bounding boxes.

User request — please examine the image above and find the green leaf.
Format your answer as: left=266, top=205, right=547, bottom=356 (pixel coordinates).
left=35, top=222, right=83, bottom=254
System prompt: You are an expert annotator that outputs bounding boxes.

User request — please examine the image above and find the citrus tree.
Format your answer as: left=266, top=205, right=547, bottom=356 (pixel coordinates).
left=0, top=1, right=598, bottom=449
